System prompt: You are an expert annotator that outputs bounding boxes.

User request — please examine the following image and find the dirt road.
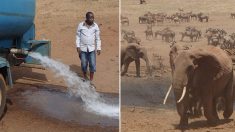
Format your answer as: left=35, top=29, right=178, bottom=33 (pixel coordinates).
left=0, top=0, right=119, bottom=132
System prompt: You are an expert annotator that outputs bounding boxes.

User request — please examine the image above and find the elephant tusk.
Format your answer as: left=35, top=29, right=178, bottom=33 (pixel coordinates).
left=177, top=86, right=186, bottom=103
left=163, top=85, right=172, bottom=104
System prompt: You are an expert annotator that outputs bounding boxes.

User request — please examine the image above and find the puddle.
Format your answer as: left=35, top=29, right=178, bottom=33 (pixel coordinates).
left=121, top=77, right=235, bottom=109
left=121, top=77, right=175, bottom=108
left=15, top=89, right=118, bottom=127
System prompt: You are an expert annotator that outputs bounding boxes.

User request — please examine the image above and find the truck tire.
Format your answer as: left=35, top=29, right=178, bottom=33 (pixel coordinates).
left=0, top=74, right=6, bottom=119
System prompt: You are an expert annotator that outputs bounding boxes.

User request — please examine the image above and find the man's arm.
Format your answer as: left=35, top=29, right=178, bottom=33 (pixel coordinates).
left=76, top=24, right=81, bottom=56
left=95, top=24, right=101, bottom=55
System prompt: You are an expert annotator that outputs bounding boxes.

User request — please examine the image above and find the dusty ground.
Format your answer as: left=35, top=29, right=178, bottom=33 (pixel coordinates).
left=0, top=0, right=119, bottom=132
left=121, top=0, right=235, bottom=131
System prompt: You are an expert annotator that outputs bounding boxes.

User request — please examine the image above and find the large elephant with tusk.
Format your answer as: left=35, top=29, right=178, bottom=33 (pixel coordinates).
left=169, top=45, right=234, bottom=128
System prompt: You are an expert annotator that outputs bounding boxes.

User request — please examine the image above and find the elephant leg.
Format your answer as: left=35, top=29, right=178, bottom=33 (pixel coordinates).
left=176, top=102, right=189, bottom=129
left=202, top=95, right=218, bottom=125
left=135, top=58, right=140, bottom=77
left=179, top=115, right=188, bottom=129
left=175, top=102, right=189, bottom=128
left=174, top=91, right=189, bottom=128
left=194, top=99, right=202, bottom=117
left=121, top=58, right=133, bottom=76
left=223, top=75, right=234, bottom=119
left=212, top=98, right=219, bottom=120
left=188, top=97, right=194, bottom=118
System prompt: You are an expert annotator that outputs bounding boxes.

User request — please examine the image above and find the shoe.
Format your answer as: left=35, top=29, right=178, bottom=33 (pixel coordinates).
left=81, top=77, right=89, bottom=82
left=89, top=81, right=96, bottom=89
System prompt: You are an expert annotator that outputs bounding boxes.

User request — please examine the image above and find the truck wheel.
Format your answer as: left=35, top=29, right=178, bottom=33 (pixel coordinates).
left=0, top=74, right=6, bottom=119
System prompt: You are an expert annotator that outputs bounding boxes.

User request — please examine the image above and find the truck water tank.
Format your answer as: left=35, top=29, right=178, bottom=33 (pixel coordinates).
left=0, top=0, right=35, bottom=38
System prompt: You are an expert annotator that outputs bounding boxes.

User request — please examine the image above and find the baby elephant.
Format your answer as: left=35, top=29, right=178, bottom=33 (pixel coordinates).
left=121, top=44, right=151, bottom=77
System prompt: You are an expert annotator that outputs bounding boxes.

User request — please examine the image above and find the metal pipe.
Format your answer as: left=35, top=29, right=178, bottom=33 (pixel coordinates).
left=10, top=48, right=29, bottom=55
left=19, top=63, right=45, bottom=70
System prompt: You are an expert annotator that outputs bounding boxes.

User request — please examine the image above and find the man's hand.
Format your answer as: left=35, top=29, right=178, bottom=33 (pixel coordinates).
left=97, top=50, right=101, bottom=55
left=77, top=48, right=81, bottom=58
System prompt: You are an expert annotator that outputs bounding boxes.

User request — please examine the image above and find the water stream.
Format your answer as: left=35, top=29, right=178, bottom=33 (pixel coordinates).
left=28, top=52, right=119, bottom=119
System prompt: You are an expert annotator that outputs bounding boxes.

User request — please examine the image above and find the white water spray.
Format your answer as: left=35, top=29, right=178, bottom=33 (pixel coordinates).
left=29, top=52, right=119, bottom=118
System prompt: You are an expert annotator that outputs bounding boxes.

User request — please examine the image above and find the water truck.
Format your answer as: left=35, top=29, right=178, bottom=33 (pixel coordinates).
left=0, top=0, right=51, bottom=117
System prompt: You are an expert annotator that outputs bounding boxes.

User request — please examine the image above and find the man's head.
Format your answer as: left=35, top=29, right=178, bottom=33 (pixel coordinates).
left=85, top=12, right=94, bottom=26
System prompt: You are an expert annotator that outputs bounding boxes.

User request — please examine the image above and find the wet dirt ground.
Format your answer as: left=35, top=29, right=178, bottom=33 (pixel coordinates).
left=9, top=84, right=118, bottom=127
left=1, top=83, right=118, bottom=132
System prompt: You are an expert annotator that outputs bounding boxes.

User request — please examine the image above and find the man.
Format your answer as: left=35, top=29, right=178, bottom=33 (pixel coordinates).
left=76, top=12, right=101, bottom=81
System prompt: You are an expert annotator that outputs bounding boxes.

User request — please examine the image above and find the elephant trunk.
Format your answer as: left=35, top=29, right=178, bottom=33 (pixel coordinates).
left=143, top=55, right=152, bottom=76
left=173, top=86, right=188, bottom=118
left=172, top=73, right=189, bottom=117
left=172, top=69, right=189, bottom=103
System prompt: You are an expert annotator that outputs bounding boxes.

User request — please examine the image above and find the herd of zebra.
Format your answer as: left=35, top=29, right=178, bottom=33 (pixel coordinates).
left=122, top=11, right=235, bottom=26
left=122, top=26, right=235, bottom=50
left=205, top=28, right=235, bottom=49
left=137, top=11, right=209, bottom=25
left=122, top=9, right=235, bottom=50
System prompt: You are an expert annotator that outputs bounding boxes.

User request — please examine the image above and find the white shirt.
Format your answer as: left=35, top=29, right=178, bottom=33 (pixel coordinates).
left=76, top=21, right=101, bottom=52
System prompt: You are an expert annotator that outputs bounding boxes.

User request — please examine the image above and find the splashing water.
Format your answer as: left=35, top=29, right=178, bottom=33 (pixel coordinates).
left=28, top=52, right=119, bottom=118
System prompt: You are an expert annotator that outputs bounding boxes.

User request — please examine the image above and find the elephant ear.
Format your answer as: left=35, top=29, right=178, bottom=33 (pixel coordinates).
left=138, top=47, right=147, bottom=58
left=126, top=44, right=140, bottom=59
left=191, top=47, right=232, bottom=81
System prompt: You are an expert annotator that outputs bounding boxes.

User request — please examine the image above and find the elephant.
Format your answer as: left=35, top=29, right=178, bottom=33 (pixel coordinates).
left=169, top=45, right=234, bottom=128
left=169, top=43, right=201, bottom=118
left=121, top=44, right=151, bottom=77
